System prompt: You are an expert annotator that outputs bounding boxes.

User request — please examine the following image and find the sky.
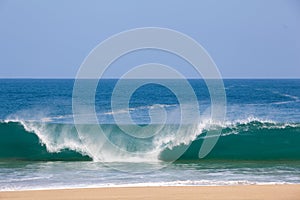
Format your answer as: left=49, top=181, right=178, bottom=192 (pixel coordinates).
left=0, top=0, right=299, bottom=78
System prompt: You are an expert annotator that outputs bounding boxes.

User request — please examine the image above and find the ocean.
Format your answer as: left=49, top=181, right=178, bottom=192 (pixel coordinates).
left=0, top=79, right=300, bottom=191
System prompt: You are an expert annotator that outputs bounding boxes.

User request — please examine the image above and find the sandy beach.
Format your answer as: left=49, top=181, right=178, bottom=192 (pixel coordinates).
left=1, top=185, right=300, bottom=200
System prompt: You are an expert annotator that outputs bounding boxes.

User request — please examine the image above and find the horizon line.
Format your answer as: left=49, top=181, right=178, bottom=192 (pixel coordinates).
left=0, top=77, right=300, bottom=80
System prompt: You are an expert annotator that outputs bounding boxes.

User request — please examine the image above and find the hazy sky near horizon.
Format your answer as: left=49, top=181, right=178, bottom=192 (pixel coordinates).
left=0, top=0, right=299, bottom=78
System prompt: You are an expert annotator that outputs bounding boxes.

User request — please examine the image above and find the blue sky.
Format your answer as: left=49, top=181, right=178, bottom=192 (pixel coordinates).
left=0, top=0, right=299, bottom=78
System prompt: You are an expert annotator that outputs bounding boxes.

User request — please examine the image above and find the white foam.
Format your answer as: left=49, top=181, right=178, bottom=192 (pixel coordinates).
left=3, top=115, right=299, bottom=163
left=0, top=180, right=292, bottom=192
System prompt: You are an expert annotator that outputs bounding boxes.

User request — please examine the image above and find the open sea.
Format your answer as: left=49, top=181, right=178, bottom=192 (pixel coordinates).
left=0, top=79, right=300, bottom=191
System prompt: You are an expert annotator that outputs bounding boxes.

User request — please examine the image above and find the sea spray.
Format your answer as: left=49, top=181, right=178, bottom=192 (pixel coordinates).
left=1, top=118, right=300, bottom=161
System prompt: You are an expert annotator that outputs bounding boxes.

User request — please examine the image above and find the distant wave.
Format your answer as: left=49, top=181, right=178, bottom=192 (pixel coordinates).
left=1, top=118, right=300, bottom=162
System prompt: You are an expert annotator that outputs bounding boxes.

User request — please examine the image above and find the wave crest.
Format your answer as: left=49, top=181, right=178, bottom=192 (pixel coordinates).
left=1, top=117, right=300, bottom=162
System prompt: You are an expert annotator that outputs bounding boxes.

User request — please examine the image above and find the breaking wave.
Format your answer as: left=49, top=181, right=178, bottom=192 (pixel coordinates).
left=1, top=118, right=300, bottom=162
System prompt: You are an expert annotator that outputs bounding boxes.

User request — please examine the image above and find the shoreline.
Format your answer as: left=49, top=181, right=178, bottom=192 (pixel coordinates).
left=0, top=183, right=299, bottom=192
left=1, top=185, right=300, bottom=200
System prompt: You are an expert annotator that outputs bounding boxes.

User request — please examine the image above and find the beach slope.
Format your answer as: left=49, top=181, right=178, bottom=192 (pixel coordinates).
left=1, top=185, right=300, bottom=200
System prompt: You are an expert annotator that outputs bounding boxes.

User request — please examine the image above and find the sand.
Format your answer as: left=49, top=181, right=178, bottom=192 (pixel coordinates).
left=1, top=185, right=300, bottom=200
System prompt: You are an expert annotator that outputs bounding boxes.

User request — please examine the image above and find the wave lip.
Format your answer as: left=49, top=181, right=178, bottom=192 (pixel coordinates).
left=0, top=121, right=92, bottom=161
left=1, top=118, right=300, bottom=162
left=175, top=120, right=300, bottom=161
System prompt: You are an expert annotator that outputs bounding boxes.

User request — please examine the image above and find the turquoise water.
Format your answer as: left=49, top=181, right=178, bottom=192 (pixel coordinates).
left=0, top=79, right=300, bottom=190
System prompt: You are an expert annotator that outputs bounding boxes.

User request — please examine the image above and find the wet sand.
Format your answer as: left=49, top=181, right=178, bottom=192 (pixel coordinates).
left=1, top=185, right=300, bottom=200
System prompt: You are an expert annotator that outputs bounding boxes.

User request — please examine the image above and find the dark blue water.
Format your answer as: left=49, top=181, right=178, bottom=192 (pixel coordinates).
left=1, top=79, right=299, bottom=122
